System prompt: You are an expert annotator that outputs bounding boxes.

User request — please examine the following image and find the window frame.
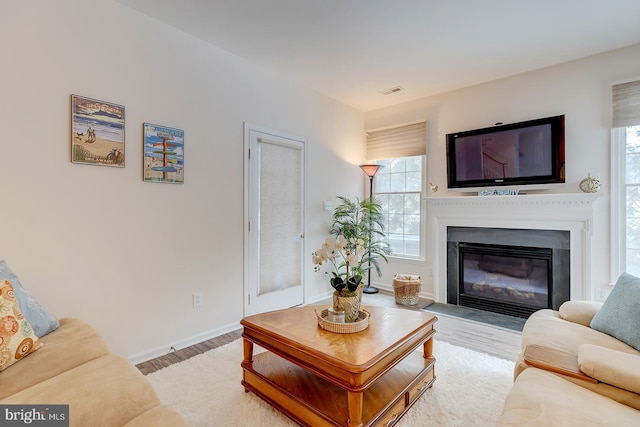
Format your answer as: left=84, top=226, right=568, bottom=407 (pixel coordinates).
left=611, top=127, right=625, bottom=282
left=373, top=155, right=426, bottom=260
left=611, top=125, right=640, bottom=281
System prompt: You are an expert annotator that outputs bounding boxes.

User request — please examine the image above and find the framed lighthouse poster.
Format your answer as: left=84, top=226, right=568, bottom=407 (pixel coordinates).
left=143, top=123, right=184, bottom=184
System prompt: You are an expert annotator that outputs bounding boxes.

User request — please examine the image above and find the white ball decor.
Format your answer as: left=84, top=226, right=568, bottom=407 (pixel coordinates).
left=579, top=175, right=601, bottom=193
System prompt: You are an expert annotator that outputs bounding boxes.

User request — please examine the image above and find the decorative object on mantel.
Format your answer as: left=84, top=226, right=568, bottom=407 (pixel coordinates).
left=579, top=174, right=602, bottom=193
left=478, top=188, right=520, bottom=196
left=315, top=308, right=370, bottom=333
left=311, top=197, right=390, bottom=322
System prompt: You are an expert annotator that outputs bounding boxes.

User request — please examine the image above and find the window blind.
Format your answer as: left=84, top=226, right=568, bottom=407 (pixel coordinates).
left=366, top=121, right=426, bottom=160
left=612, top=80, right=640, bottom=128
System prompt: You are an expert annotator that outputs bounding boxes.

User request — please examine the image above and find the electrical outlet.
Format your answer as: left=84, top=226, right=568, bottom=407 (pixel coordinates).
left=595, top=288, right=608, bottom=301
left=192, top=292, right=203, bottom=308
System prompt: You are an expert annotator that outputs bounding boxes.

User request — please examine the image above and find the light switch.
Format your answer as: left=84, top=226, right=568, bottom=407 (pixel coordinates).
left=323, top=201, right=333, bottom=211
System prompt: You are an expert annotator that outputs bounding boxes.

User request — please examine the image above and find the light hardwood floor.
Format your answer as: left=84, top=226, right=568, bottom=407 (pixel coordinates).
left=361, top=290, right=522, bottom=361
left=136, top=291, right=522, bottom=375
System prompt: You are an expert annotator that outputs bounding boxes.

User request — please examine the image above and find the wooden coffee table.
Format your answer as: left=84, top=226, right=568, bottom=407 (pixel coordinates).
left=240, top=305, right=437, bottom=427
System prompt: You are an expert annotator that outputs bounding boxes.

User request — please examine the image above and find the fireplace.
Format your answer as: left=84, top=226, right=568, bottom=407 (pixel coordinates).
left=447, top=227, right=570, bottom=318
left=428, top=193, right=598, bottom=306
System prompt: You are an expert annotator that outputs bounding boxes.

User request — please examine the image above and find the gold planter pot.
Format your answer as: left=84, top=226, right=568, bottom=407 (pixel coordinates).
left=332, top=284, right=364, bottom=323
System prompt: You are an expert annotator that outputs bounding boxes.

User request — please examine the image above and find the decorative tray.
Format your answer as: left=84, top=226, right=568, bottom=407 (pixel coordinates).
left=315, top=308, right=370, bottom=334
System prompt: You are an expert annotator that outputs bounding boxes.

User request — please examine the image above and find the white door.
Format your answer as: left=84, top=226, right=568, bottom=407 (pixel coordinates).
left=244, top=123, right=305, bottom=316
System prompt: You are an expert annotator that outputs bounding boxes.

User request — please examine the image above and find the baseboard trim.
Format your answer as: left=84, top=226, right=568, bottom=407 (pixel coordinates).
left=127, top=321, right=241, bottom=365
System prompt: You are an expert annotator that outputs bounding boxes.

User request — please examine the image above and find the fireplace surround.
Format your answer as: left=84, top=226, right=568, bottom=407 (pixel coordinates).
left=427, top=193, right=599, bottom=307
left=446, top=227, right=570, bottom=318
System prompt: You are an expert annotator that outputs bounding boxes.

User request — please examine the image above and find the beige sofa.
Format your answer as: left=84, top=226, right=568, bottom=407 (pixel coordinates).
left=0, top=317, right=188, bottom=427
left=499, top=301, right=640, bottom=425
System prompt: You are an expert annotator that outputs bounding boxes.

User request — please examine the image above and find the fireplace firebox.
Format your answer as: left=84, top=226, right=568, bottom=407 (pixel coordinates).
left=447, top=227, right=570, bottom=319
left=458, top=243, right=552, bottom=317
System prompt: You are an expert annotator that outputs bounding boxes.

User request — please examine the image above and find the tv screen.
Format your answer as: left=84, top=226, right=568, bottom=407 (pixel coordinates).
left=446, top=115, right=565, bottom=189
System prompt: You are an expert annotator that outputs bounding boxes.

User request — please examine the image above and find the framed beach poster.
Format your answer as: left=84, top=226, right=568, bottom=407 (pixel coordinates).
left=143, top=123, right=184, bottom=184
left=71, top=95, right=125, bottom=167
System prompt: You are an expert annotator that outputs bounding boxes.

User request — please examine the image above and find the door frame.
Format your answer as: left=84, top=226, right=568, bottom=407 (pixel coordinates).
left=243, top=122, right=308, bottom=316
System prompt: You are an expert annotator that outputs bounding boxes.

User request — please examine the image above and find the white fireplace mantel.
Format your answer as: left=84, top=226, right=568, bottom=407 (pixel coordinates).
left=426, top=193, right=600, bottom=304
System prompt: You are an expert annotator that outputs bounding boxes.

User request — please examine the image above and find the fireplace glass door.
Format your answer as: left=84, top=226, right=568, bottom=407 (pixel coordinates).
left=459, top=243, right=552, bottom=317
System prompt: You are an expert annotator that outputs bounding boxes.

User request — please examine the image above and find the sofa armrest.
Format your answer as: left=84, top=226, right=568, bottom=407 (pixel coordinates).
left=578, top=344, right=640, bottom=394
left=558, top=300, right=603, bottom=327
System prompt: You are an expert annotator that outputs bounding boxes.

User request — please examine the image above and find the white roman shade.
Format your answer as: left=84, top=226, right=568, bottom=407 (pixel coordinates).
left=612, top=80, right=640, bottom=128
left=366, top=121, right=426, bottom=160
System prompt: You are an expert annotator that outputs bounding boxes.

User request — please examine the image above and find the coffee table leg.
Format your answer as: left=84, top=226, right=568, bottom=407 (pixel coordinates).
left=242, top=338, right=254, bottom=392
left=347, top=391, right=364, bottom=427
left=423, top=336, right=433, bottom=359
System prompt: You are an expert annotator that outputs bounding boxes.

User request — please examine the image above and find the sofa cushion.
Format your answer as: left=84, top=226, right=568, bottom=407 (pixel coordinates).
left=0, top=317, right=111, bottom=399
left=515, top=309, right=638, bottom=380
left=1, top=354, right=166, bottom=426
left=0, top=260, right=59, bottom=337
left=499, top=368, right=640, bottom=426
left=591, top=272, right=640, bottom=351
left=578, top=344, right=640, bottom=394
left=516, top=308, right=640, bottom=411
left=0, top=280, right=42, bottom=371
left=558, top=300, right=603, bottom=327
left=521, top=309, right=637, bottom=356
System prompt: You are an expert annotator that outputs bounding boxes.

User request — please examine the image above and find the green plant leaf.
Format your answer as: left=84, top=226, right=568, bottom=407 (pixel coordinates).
left=347, top=275, right=362, bottom=292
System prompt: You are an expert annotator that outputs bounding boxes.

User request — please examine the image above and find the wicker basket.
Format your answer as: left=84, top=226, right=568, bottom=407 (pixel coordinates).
left=393, top=274, right=421, bottom=306
left=316, top=308, right=370, bottom=333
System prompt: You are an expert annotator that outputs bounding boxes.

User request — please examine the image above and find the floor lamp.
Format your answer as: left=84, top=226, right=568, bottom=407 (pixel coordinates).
left=359, top=164, right=383, bottom=294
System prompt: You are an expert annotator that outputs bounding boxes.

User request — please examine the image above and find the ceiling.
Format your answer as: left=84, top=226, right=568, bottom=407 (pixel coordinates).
left=115, top=0, right=640, bottom=112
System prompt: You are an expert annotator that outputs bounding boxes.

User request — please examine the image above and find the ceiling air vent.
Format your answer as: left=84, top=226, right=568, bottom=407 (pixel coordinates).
left=379, top=86, right=404, bottom=95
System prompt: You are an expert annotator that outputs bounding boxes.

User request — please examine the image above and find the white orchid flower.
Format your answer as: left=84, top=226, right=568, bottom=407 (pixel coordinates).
left=323, top=236, right=337, bottom=251
left=345, top=253, right=358, bottom=266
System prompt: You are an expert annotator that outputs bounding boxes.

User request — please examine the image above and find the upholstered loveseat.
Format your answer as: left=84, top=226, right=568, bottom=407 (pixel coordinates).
left=0, top=317, right=189, bottom=426
left=499, top=273, right=640, bottom=425
left=0, top=261, right=188, bottom=426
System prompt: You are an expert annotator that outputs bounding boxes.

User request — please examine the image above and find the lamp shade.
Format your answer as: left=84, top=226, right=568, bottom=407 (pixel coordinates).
left=359, top=164, right=383, bottom=178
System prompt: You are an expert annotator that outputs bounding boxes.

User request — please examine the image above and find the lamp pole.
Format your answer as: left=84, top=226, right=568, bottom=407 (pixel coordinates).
left=359, top=164, right=383, bottom=294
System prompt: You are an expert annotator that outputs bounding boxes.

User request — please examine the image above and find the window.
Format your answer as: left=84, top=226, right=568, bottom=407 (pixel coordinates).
left=613, top=125, right=640, bottom=277
left=374, top=156, right=424, bottom=258
left=366, top=122, right=427, bottom=259
left=612, top=80, right=640, bottom=279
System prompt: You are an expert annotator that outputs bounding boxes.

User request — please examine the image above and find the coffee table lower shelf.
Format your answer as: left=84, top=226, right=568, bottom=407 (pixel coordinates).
left=242, top=351, right=435, bottom=427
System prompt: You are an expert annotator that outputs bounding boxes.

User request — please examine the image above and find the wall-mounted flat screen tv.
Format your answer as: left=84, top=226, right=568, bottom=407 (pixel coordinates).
left=446, top=115, right=565, bottom=190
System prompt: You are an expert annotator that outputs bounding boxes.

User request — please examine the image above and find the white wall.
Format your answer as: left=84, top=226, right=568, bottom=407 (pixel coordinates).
left=5, top=1, right=639, bottom=361
left=0, top=1, right=365, bottom=361
left=366, top=43, right=640, bottom=300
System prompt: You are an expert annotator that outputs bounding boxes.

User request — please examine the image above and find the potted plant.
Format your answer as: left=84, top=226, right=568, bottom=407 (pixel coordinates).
left=312, top=196, right=391, bottom=322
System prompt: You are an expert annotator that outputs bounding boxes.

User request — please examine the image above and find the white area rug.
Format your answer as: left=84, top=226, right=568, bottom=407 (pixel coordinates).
left=147, top=339, right=514, bottom=426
